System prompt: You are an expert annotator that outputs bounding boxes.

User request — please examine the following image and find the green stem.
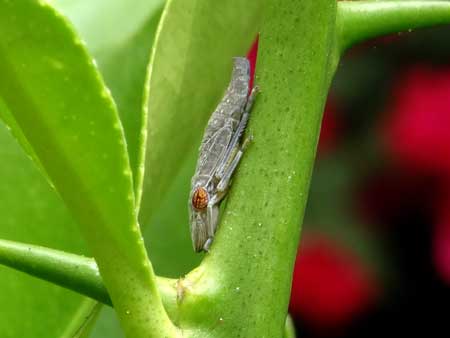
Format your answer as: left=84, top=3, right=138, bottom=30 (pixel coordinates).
left=0, top=239, right=178, bottom=316
left=0, top=239, right=110, bottom=304
left=337, top=1, right=450, bottom=53
left=178, top=0, right=337, bottom=337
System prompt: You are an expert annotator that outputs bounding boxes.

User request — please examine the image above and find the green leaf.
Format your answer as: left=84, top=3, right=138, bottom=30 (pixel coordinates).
left=52, top=0, right=166, bottom=205
left=61, top=301, right=102, bottom=338
left=0, top=1, right=174, bottom=337
left=0, top=111, right=91, bottom=337
left=0, top=0, right=166, bottom=336
left=48, top=1, right=166, bottom=336
left=0, top=99, right=48, bottom=180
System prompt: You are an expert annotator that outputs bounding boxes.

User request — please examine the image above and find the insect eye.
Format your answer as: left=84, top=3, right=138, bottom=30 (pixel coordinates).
left=192, top=187, right=208, bottom=210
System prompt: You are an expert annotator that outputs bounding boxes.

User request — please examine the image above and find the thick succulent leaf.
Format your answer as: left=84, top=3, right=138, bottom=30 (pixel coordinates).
left=0, top=0, right=137, bottom=253
left=0, top=1, right=170, bottom=337
left=53, top=0, right=166, bottom=203
left=0, top=0, right=165, bottom=336
left=48, top=1, right=166, bottom=336
left=0, top=113, right=91, bottom=337
left=0, top=99, right=47, bottom=179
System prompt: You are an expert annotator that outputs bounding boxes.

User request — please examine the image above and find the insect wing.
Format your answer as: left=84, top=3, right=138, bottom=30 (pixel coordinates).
left=214, top=57, right=250, bottom=121
left=194, top=124, right=233, bottom=183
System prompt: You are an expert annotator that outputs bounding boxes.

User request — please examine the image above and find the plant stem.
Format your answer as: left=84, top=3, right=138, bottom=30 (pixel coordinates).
left=179, top=0, right=337, bottom=337
left=0, top=239, right=179, bottom=314
left=0, top=239, right=110, bottom=304
left=337, top=1, right=450, bottom=53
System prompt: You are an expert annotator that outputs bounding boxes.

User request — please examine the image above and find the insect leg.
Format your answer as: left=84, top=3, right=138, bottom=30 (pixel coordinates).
left=216, top=137, right=252, bottom=192
left=203, top=238, right=213, bottom=252
left=244, top=85, right=259, bottom=114
left=207, top=199, right=219, bottom=234
left=203, top=195, right=221, bottom=251
left=214, top=86, right=259, bottom=180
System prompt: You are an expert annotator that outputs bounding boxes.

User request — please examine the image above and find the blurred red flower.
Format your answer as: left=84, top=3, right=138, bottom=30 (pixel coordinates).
left=289, top=234, right=378, bottom=330
left=433, top=195, right=450, bottom=284
left=357, top=166, right=438, bottom=227
left=318, top=98, right=341, bottom=155
left=382, top=65, right=450, bottom=177
left=381, top=65, right=450, bottom=284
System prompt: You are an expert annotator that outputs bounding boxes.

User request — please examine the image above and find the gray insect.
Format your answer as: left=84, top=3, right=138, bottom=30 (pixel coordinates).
left=189, top=57, right=258, bottom=252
